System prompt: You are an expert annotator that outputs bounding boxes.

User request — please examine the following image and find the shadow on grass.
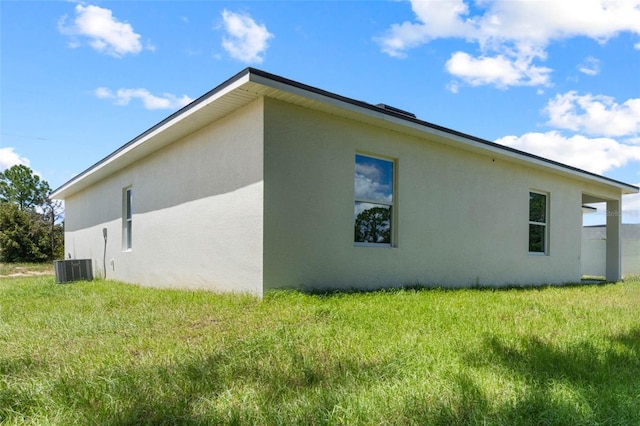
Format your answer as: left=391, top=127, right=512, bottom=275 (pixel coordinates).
left=293, top=280, right=620, bottom=298
left=48, top=331, right=640, bottom=425
left=459, top=328, right=640, bottom=425
left=41, top=327, right=640, bottom=425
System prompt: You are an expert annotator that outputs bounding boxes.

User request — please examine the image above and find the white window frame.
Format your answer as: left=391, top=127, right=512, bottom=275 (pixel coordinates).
left=354, top=153, right=395, bottom=247
left=123, top=187, right=133, bottom=251
left=528, top=191, right=549, bottom=255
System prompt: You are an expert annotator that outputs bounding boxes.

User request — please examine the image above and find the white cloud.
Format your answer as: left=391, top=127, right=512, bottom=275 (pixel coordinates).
left=377, top=0, right=470, bottom=58
left=447, top=81, right=460, bottom=94
left=473, top=0, right=640, bottom=45
left=496, top=131, right=640, bottom=175
left=355, top=163, right=392, bottom=203
left=378, top=0, right=640, bottom=88
left=58, top=4, right=146, bottom=57
left=544, top=92, right=640, bottom=137
left=495, top=89, right=640, bottom=179
left=445, top=51, right=552, bottom=89
left=0, top=148, right=30, bottom=172
left=220, top=10, right=273, bottom=64
left=578, top=56, right=600, bottom=76
left=95, top=87, right=193, bottom=110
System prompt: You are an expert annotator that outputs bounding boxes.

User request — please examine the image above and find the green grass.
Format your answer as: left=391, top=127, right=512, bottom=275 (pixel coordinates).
left=1, top=276, right=639, bottom=425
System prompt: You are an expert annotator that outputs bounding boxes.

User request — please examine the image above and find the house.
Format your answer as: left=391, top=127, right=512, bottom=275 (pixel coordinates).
left=582, top=224, right=640, bottom=278
left=51, top=68, right=639, bottom=296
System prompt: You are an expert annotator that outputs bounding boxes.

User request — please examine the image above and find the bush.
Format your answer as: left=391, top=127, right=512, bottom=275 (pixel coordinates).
left=0, top=202, right=50, bottom=262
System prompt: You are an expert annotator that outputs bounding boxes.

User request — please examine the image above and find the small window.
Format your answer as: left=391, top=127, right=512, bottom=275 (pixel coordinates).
left=529, top=191, right=548, bottom=254
left=123, top=187, right=133, bottom=251
left=354, top=154, right=394, bottom=246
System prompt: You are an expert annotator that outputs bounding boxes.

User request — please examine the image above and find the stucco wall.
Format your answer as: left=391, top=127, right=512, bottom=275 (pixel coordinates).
left=63, top=92, right=630, bottom=294
left=582, top=225, right=640, bottom=278
left=64, top=99, right=265, bottom=295
left=263, top=98, right=588, bottom=290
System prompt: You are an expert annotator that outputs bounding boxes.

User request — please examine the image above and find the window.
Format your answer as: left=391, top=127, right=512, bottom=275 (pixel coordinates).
left=354, top=154, right=394, bottom=246
left=123, top=187, right=133, bottom=251
left=529, top=191, right=547, bottom=254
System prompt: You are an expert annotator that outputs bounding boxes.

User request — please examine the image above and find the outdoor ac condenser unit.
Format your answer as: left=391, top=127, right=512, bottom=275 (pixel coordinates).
left=54, top=259, right=93, bottom=284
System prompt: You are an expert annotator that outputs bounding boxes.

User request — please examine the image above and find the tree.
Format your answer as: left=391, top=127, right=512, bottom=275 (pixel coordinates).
left=42, top=196, right=65, bottom=260
left=0, top=165, right=64, bottom=262
left=0, top=164, right=51, bottom=210
left=354, top=206, right=391, bottom=244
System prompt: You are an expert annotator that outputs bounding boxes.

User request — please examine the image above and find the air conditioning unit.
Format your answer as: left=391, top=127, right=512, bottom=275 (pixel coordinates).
left=54, top=259, right=93, bottom=284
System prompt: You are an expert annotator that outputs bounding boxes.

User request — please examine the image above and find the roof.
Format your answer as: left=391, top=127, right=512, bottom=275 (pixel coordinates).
left=52, top=67, right=639, bottom=199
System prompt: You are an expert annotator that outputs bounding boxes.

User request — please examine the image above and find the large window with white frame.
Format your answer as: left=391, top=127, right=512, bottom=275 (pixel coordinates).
left=529, top=191, right=548, bottom=254
left=354, top=154, right=394, bottom=246
left=123, top=187, right=133, bottom=251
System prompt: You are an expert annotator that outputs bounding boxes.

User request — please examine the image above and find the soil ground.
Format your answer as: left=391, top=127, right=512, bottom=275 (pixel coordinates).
left=0, top=263, right=55, bottom=277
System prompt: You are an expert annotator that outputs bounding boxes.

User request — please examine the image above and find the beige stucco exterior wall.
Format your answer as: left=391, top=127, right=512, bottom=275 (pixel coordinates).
left=62, top=91, right=630, bottom=295
left=582, top=225, right=640, bottom=278
left=263, top=98, right=589, bottom=291
left=64, top=99, right=265, bottom=295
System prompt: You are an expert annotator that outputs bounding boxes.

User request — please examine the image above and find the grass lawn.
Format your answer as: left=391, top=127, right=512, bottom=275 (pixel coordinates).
left=1, top=276, right=639, bottom=425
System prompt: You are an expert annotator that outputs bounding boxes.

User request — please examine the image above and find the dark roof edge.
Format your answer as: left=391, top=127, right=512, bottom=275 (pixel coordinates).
left=246, top=68, right=639, bottom=193
left=53, top=67, right=639, bottom=196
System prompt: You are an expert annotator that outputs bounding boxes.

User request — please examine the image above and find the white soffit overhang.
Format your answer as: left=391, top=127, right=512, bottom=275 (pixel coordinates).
left=52, top=68, right=639, bottom=199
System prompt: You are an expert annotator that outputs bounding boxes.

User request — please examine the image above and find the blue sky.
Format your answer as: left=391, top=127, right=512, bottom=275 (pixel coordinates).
left=2, top=0, right=639, bottom=224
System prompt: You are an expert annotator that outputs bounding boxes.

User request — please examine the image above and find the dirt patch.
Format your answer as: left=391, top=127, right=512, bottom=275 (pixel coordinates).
left=0, top=264, right=55, bottom=277
left=5, top=271, right=54, bottom=277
